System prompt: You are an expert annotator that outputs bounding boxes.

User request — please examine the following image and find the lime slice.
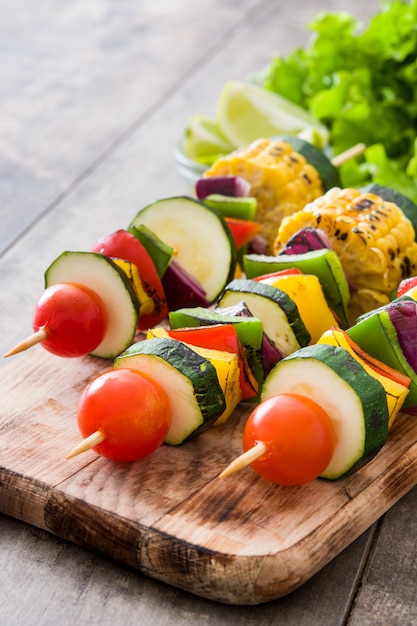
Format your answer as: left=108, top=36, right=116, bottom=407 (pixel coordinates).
left=216, top=80, right=330, bottom=148
left=182, top=114, right=235, bottom=161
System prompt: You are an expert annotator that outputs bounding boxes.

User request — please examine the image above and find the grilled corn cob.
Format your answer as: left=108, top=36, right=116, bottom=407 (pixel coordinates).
left=203, top=138, right=324, bottom=251
left=274, top=187, right=417, bottom=320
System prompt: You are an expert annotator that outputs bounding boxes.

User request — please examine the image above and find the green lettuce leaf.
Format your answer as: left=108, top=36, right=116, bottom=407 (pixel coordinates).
left=255, top=0, right=417, bottom=202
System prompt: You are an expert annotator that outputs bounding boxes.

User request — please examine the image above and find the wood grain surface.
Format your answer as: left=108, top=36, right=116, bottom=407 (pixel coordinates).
left=1, top=344, right=417, bottom=605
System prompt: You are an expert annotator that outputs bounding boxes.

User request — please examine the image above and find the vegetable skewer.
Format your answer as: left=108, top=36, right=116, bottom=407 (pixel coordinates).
left=4, top=282, right=108, bottom=359
left=330, top=142, right=365, bottom=168
left=220, top=393, right=336, bottom=485
left=66, top=430, right=106, bottom=459
left=67, top=368, right=171, bottom=463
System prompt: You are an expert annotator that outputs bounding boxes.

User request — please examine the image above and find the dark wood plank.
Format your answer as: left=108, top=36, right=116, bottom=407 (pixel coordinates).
left=348, top=486, right=417, bottom=626
left=0, top=513, right=374, bottom=626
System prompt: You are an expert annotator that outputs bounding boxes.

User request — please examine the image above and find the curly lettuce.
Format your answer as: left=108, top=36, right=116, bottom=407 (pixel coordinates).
left=255, top=0, right=417, bottom=202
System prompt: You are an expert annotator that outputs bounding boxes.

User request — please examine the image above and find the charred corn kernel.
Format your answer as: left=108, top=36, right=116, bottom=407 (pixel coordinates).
left=274, top=187, right=417, bottom=319
left=203, top=138, right=324, bottom=251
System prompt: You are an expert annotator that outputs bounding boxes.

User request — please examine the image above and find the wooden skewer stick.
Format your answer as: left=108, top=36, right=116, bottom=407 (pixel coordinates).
left=330, top=142, right=366, bottom=168
left=4, top=328, right=48, bottom=358
left=218, top=441, right=268, bottom=479
left=66, top=430, right=106, bottom=460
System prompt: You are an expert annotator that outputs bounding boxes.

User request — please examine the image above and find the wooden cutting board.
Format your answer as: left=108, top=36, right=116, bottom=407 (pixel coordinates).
left=1, top=346, right=417, bottom=605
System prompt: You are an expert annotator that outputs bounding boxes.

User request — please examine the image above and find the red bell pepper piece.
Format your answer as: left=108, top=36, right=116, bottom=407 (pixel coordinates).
left=396, top=276, right=417, bottom=298
left=252, top=267, right=303, bottom=282
left=224, top=217, right=261, bottom=250
left=93, top=229, right=168, bottom=329
left=165, top=324, right=259, bottom=399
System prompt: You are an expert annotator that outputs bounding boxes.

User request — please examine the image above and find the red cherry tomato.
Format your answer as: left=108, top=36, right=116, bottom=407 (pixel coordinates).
left=243, top=394, right=336, bottom=485
left=33, top=282, right=108, bottom=357
left=77, top=368, right=171, bottom=462
left=93, top=229, right=168, bottom=329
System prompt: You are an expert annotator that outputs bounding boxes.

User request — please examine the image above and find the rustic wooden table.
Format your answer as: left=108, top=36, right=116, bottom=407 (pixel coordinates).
left=1, top=1, right=417, bottom=624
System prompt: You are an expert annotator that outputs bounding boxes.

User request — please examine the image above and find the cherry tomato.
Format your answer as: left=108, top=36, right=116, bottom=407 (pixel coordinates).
left=93, top=229, right=168, bottom=329
left=33, top=282, right=108, bottom=357
left=243, top=394, right=336, bottom=485
left=77, top=368, right=171, bottom=462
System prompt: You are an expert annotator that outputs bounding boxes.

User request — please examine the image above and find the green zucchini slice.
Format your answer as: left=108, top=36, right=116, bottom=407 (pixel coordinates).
left=262, top=343, right=390, bottom=479
left=129, top=196, right=236, bottom=303
left=45, top=251, right=139, bottom=360
left=114, top=337, right=225, bottom=445
left=217, top=278, right=310, bottom=356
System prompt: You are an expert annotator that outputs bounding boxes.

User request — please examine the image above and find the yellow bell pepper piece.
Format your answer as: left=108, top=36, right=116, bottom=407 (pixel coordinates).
left=113, top=258, right=154, bottom=316
left=318, top=327, right=410, bottom=429
left=259, top=273, right=338, bottom=344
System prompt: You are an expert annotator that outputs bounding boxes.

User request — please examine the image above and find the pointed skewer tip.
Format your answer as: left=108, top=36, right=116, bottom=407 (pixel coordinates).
left=66, top=430, right=106, bottom=460
left=218, top=441, right=268, bottom=479
left=4, top=328, right=48, bottom=358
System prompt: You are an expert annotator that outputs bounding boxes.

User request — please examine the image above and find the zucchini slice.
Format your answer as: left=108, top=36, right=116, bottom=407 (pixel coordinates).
left=217, top=278, right=311, bottom=356
left=128, top=196, right=237, bottom=303
left=261, top=343, right=390, bottom=479
left=45, top=251, right=139, bottom=360
left=148, top=325, right=243, bottom=417
left=318, top=327, right=410, bottom=428
left=114, top=337, right=225, bottom=445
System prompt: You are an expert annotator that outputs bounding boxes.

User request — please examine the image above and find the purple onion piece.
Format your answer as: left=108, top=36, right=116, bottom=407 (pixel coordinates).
left=262, top=334, right=285, bottom=376
left=162, top=258, right=209, bottom=311
left=195, top=176, right=251, bottom=200
left=386, top=299, right=417, bottom=372
left=215, top=301, right=254, bottom=318
left=278, top=227, right=332, bottom=256
left=248, top=233, right=269, bottom=255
